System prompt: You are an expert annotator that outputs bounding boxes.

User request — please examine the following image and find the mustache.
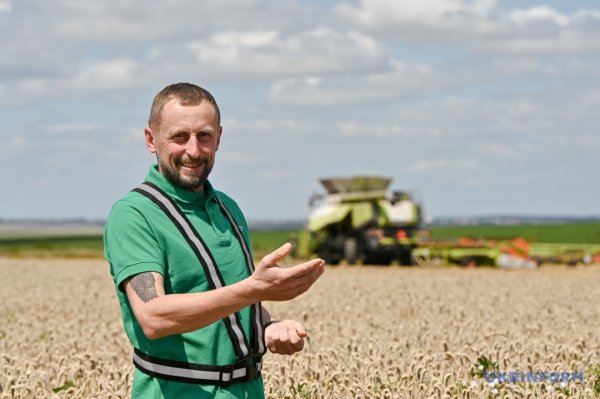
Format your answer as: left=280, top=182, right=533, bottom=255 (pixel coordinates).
left=176, top=156, right=209, bottom=167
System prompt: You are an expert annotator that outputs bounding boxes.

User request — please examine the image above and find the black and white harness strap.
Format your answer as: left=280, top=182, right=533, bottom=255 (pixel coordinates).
left=133, top=349, right=262, bottom=387
left=130, top=181, right=267, bottom=385
left=214, top=195, right=265, bottom=355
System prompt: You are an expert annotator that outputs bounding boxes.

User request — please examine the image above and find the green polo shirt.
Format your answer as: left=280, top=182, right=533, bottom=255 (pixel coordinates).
left=104, top=165, right=264, bottom=399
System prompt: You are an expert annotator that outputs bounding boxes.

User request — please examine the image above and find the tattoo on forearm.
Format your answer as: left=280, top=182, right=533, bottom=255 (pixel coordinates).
left=129, top=273, right=158, bottom=303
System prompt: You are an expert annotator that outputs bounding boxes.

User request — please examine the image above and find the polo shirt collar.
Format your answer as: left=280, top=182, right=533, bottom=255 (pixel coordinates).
left=145, top=165, right=217, bottom=204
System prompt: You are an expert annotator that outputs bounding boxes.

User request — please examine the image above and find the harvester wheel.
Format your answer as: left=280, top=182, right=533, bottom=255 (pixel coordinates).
left=343, top=237, right=359, bottom=265
left=399, top=249, right=413, bottom=266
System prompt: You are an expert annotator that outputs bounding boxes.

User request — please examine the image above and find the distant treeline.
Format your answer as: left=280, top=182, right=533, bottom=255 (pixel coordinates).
left=0, top=231, right=294, bottom=259
left=1, top=222, right=599, bottom=258
left=2, top=215, right=599, bottom=230
left=0, top=235, right=104, bottom=258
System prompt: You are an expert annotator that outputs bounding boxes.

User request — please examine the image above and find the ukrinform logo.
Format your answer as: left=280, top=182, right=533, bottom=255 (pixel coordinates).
left=484, top=371, right=585, bottom=384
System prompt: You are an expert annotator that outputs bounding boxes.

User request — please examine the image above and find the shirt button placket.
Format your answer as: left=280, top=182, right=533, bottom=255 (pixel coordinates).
left=208, top=199, right=231, bottom=245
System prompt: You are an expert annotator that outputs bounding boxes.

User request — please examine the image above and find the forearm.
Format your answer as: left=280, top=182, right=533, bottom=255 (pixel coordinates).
left=134, top=278, right=258, bottom=339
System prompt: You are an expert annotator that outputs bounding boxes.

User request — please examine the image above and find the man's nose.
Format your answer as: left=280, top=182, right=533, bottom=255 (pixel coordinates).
left=185, top=135, right=202, bottom=158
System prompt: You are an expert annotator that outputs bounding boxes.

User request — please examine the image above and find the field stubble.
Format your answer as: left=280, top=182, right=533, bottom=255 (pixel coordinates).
left=1, top=258, right=600, bottom=398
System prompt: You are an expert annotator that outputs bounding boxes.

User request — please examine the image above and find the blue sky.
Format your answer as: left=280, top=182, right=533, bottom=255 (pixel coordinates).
left=1, top=0, right=598, bottom=222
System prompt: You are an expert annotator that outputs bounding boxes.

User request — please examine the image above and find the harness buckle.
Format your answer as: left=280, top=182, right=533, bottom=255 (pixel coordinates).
left=246, top=364, right=259, bottom=380
left=219, top=364, right=234, bottom=387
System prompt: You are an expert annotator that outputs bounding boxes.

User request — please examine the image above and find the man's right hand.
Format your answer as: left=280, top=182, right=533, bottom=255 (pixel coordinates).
left=249, top=243, right=325, bottom=301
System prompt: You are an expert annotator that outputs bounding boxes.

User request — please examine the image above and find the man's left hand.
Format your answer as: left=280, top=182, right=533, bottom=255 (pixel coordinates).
left=264, top=320, right=308, bottom=355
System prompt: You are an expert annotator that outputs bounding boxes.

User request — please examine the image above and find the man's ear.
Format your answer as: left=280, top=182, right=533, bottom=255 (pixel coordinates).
left=145, top=128, right=157, bottom=153
left=216, top=126, right=222, bottom=151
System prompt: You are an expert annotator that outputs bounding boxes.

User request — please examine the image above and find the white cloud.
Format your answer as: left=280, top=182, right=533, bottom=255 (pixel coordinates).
left=14, top=78, right=51, bottom=98
left=335, top=0, right=502, bottom=41
left=47, top=1, right=318, bottom=43
left=0, top=1, right=11, bottom=13
left=407, top=159, right=448, bottom=173
left=335, top=0, right=600, bottom=54
left=580, top=88, right=600, bottom=105
left=510, top=6, right=569, bottom=27
left=337, top=0, right=489, bottom=25
left=407, top=159, right=479, bottom=173
left=488, top=144, right=515, bottom=158
left=261, top=169, right=294, bottom=179
left=336, top=121, right=442, bottom=138
left=66, top=59, right=140, bottom=90
left=485, top=31, right=598, bottom=53
left=187, top=27, right=387, bottom=77
left=8, top=136, right=26, bottom=150
left=269, top=60, right=443, bottom=106
left=225, top=117, right=300, bottom=134
left=0, top=58, right=144, bottom=105
left=43, top=123, right=98, bottom=134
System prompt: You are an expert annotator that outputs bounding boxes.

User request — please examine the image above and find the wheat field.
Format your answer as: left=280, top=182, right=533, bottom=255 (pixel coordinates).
left=1, top=257, right=600, bottom=398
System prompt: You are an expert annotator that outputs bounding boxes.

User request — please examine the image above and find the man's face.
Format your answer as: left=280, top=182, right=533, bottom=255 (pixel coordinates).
left=145, top=99, right=222, bottom=192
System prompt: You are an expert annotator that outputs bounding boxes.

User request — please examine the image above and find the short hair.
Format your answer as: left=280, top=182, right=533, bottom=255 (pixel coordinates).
left=148, top=82, right=221, bottom=130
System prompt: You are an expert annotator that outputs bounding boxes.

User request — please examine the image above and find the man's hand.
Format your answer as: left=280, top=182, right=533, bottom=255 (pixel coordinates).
left=264, top=320, right=308, bottom=355
left=250, top=243, right=325, bottom=301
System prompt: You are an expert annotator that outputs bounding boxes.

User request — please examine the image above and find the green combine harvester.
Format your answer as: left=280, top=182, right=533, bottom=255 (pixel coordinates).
left=296, top=176, right=422, bottom=265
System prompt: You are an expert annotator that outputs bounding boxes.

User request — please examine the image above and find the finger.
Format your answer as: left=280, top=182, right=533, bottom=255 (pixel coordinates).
left=309, top=264, right=326, bottom=282
left=279, top=319, right=304, bottom=332
left=285, top=258, right=325, bottom=279
left=296, top=325, right=307, bottom=338
left=267, top=339, right=278, bottom=354
left=290, top=263, right=325, bottom=288
left=265, top=326, right=279, bottom=353
left=265, top=323, right=290, bottom=354
left=279, top=271, right=322, bottom=301
left=273, top=326, right=292, bottom=355
left=288, top=328, right=305, bottom=352
left=260, top=243, right=292, bottom=267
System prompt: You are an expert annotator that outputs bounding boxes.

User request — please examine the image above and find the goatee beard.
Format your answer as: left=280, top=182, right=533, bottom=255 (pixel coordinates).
left=159, top=158, right=212, bottom=191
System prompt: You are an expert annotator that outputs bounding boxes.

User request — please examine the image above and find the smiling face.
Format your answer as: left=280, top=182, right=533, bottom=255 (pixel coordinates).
left=145, top=99, right=222, bottom=192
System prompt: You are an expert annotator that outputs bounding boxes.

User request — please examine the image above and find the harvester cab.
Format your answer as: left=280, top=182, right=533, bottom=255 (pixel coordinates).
left=298, top=176, right=422, bottom=265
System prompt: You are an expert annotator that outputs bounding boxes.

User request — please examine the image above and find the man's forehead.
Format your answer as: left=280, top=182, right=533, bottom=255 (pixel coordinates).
left=161, top=100, right=219, bottom=124
left=164, top=98, right=217, bottom=114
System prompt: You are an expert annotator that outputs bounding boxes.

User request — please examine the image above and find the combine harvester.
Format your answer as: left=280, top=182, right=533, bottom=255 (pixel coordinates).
left=295, top=176, right=600, bottom=268
left=296, top=176, right=422, bottom=265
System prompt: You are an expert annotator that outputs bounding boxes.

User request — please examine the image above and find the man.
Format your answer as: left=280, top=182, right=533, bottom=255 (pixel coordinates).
left=104, top=82, right=325, bottom=398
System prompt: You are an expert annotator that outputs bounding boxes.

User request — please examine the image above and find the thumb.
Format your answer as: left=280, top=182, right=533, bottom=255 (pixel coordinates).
left=297, top=326, right=307, bottom=338
left=260, top=242, right=292, bottom=267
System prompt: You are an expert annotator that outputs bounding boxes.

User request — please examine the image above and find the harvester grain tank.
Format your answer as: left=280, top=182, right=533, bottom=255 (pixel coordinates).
left=297, top=176, right=423, bottom=265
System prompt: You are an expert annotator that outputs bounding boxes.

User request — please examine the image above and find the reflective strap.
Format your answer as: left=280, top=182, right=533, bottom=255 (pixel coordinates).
left=132, top=182, right=251, bottom=360
left=133, top=349, right=262, bottom=387
left=214, top=196, right=266, bottom=355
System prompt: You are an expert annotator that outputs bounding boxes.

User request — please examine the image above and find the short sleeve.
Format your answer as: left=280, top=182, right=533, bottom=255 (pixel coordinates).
left=104, top=198, right=165, bottom=290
